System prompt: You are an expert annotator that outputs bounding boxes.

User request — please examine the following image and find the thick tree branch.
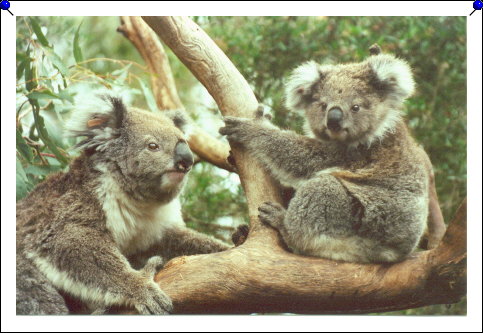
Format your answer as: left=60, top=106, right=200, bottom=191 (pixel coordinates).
left=139, top=16, right=466, bottom=314
left=118, top=16, right=233, bottom=172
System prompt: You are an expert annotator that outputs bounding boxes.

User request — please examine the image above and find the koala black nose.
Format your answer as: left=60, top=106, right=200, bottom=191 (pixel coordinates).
left=174, top=141, right=194, bottom=172
left=327, top=107, right=344, bottom=131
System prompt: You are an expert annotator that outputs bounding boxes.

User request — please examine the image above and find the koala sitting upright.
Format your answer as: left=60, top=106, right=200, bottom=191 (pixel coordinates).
left=220, top=53, right=430, bottom=263
left=16, top=94, right=230, bottom=315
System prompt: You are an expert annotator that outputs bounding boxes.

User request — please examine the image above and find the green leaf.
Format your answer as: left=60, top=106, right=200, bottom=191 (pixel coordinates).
left=25, top=164, right=62, bottom=177
left=16, top=129, right=33, bottom=162
left=46, top=48, right=70, bottom=76
left=29, top=99, right=69, bottom=166
left=16, top=59, right=27, bottom=80
left=17, top=52, right=28, bottom=62
left=137, top=78, right=158, bottom=113
left=58, top=89, right=75, bottom=104
left=29, top=17, right=50, bottom=48
left=27, top=89, right=61, bottom=101
left=16, top=158, right=33, bottom=201
left=24, top=48, right=37, bottom=92
left=73, top=22, right=84, bottom=64
left=112, top=64, right=132, bottom=84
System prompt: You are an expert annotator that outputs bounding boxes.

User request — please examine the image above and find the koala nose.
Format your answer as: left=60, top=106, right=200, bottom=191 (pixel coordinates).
left=174, top=141, right=194, bottom=172
left=327, top=107, right=344, bottom=131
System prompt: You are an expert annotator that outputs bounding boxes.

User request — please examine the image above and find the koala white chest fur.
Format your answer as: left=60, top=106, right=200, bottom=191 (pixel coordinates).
left=95, top=166, right=185, bottom=255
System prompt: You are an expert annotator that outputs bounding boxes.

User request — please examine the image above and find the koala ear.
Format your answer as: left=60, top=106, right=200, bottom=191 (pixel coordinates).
left=163, top=109, right=193, bottom=136
left=65, top=94, right=126, bottom=152
left=285, top=61, right=327, bottom=112
left=366, top=54, right=415, bottom=100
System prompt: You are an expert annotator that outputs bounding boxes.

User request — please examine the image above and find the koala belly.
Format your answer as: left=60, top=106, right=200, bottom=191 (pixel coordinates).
left=281, top=175, right=426, bottom=263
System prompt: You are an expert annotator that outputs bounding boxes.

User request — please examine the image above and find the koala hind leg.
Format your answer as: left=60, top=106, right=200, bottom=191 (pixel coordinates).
left=276, top=176, right=370, bottom=262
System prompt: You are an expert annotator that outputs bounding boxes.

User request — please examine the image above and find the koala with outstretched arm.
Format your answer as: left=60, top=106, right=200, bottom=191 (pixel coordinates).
left=16, top=95, right=230, bottom=315
left=220, top=53, right=430, bottom=263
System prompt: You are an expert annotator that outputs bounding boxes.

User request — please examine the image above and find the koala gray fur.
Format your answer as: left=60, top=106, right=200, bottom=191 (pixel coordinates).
left=16, top=95, right=229, bottom=315
left=220, top=53, right=430, bottom=263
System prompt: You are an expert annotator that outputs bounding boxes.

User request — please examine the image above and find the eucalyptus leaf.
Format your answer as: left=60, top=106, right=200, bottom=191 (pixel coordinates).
left=73, top=22, right=84, bottom=64
left=29, top=17, right=50, bottom=48
left=45, top=48, right=70, bottom=76
left=27, top=90, right=61, bottom=101
left=16, top=129, right=33, bottom=162
left=137, top=78, right=158, bottom=113
left=16, top=158, right=33, bottom=201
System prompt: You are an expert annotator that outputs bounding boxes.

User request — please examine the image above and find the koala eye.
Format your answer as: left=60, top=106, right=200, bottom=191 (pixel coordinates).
left=351, top=105, right=360, bottom=113
left=147, top=142, right=160, bottom=151
left=321, top=102, right=327, bottom=110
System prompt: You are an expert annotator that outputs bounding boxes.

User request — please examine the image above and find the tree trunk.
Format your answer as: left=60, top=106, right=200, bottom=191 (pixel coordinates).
left=136, top=16, right=466, bottom=314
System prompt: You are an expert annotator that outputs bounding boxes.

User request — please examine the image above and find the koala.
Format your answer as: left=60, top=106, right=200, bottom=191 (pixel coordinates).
left=220, top=52, right=430, bottom=264
left=16, top=94, right=231, bottom=315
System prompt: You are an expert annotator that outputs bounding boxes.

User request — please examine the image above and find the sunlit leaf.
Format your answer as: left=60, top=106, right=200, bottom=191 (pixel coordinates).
left=45, top=48, right=70, bottom=76
left=137, top=78, right=158, bottom=113
left=73, top=22, right=84, bottom=64
left=29, top=17, right=50, bottom=48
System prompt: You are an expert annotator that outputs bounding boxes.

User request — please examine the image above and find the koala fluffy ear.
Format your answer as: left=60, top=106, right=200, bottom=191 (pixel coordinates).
left=163, top=109, right=193, bottom=136
left=65, top=94, right=126, bottom=152
left=367, top=54, right=415, bottom=100
left=285, top=61, right=326, bottom=112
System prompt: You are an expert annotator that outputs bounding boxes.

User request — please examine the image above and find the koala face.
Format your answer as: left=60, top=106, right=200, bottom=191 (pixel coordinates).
left=66, top=96, right=193, bottom=204
left=285, top=54, right=415, bottom=146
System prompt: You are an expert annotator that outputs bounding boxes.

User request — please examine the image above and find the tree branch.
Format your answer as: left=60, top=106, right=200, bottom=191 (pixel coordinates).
left=118, top=16, right=234, bottom=172
left=138, top=16, right=466, bottom=314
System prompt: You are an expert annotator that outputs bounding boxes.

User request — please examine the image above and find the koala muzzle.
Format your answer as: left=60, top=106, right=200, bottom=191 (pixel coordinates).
left=327, top=108, right=344, bottom=131
left=174, top=141, right=194, bottom=172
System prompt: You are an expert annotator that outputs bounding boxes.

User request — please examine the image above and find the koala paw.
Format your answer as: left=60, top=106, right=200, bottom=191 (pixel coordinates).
left=254, top=105, right=272, bottom=121
left=232, top=224, right=249, bottom=246
left=140, top=256, right=165, bottom=280
left=258, top=202, right=286, bottom=229
left=134, top=282, right=173, bottom=315
left=219, top=116, right=251, bottom=144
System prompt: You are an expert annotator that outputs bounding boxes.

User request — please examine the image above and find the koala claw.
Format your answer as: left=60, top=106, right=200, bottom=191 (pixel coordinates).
left=258, top=202, right=286, bottom=229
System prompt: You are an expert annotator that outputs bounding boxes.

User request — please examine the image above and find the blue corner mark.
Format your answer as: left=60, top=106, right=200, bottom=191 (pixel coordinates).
left=470, top=0, right=483, bottom=15
left=0, top=0, right=14, bottom=15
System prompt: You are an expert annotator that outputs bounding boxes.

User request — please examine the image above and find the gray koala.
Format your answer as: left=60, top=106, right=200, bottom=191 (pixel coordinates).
left=220, top=53, right=430, bottom=263
left=16, top=95, right=231, bottom=315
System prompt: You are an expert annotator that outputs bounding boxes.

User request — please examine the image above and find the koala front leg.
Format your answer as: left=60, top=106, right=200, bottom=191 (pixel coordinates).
left=130, top=227, right=230, bottom=265
left=220, top=116, right=344, bottom=188
left=31, top=224, right=172, bottom=314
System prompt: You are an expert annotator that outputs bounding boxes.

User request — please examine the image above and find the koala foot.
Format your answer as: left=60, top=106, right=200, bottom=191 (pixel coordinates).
left=232, top=224, right=249, bottom=246
left=258, top=202, right=286, bottom=229
left=140, top=256, right=165, bottom=280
